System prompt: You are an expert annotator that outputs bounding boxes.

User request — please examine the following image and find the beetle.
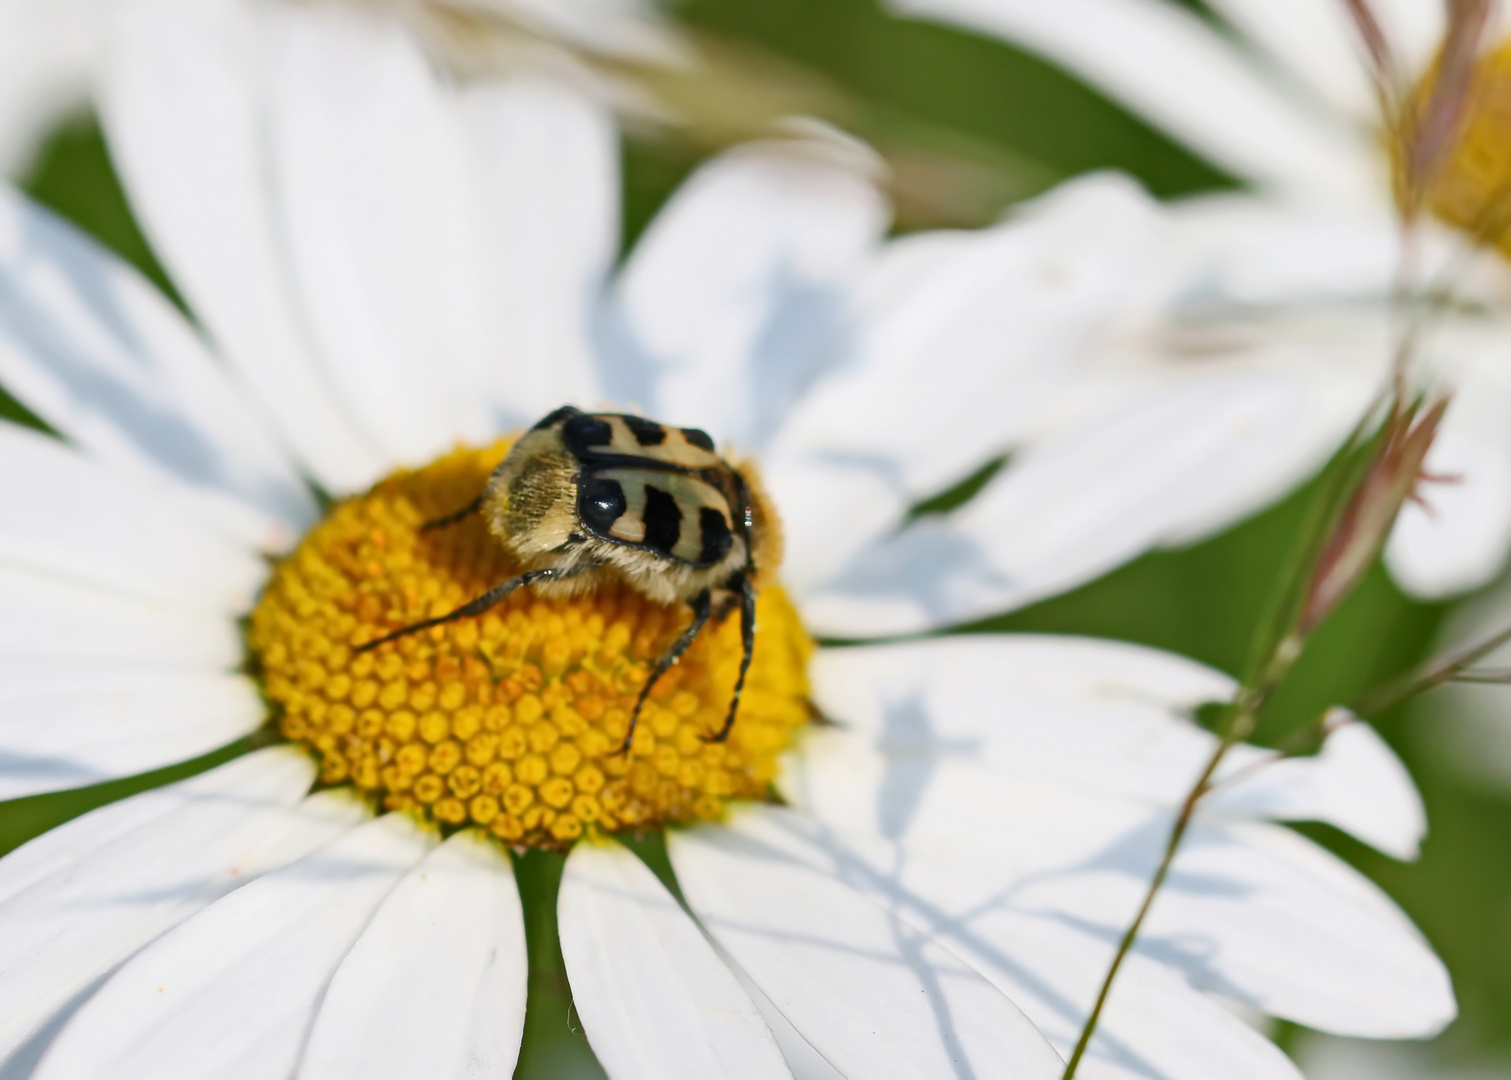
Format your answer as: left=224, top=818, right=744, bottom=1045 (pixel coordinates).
left=358, top=406, right=776, bottom=752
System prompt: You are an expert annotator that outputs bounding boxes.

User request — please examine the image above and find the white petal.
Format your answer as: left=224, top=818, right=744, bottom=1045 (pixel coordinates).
left=1157, top=194, right=1401, bottom=309
left=768, top=173, right=1159, bottom=502
left=0, top=0, right=106, bottom=177
left=0, top=662, right=264, bottom=799
left=1386, top=346, right=1511, bottom=597
left=298, top=830, right=527, bottom=1080
left=0, top=423, right=265, bottom=611
left=1204, top=712, right=1426, bottom=861
left=668, top=815, right=1064, bottom=1080
left=1370, top=0, right=1448, bottom=79
left=459, top=78, right=617, bottom=424
left=807, top=635, right=1231, bottom=811
left=101, top=0, right=388, bottom=492
left=34, top=813, right=431, bottom=1080
left=717, top=805, right=1301, bottom=1080
left=950, top=915, right=1301, bottom=1080
left=762, top=456, right=911, bottom=605
left=266, top=5, right=493, bottom=462
left=558, top=839, right=789, bottom=1080
left=807, top=637, right=1422, bottom=855
left=609, top=138, right=887, bottom=451
left=0, top=750, right=362, bottom=1069
left=0, top=564, right=238, bottom=666
left=818, top=210, right=1400, bottom=600
left=1127, top=822, right=1453, bottom=1037
left=0, top=185, right=315, bottom=551
left=787, top=732, right=1455, bottom=1038
left=1202, top=0, right=1375, bottom=123
left=799, top=368, right=1361, bottom=636
left=771, top=176, right=1162, bottom=605
left=481, top=0, right=685, bottom=62
left=887, top=0, right=1378, bottom=203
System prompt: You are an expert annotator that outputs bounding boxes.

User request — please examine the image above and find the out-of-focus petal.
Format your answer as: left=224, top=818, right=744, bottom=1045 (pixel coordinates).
left=32, top=813, right=430, bottom=1080
left=767, top=173, right=1159, bottom=505
left=608, top=137, right=888, bottom=451
left=458, top=79, right=617, bottom=425
left=799, top=370, right=1359, bottom=637
left=0, top=0, right=107, bottom=176
left=298, top=830, right=528, bottom=1080
left=1202, top=0, right=1375, bottom=123
left=558, top=839, right=789, bottom=1080
left=266, top=4, right=494, bottom=462
left=1387, top=339, right=1511, bottom=597
left=101, top=0, right=388, bottom=492
left=886, top=0, right=1378, bottom=203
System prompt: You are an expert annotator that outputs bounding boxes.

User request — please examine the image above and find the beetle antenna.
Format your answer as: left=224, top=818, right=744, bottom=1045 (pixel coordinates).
left=355, top=562, right=599, bottom=651
left=420, top=493, right=485, bottom=532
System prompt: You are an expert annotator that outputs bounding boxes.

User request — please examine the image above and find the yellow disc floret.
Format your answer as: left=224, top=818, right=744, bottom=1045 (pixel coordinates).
left=1411, top=40, right=1511, bottom=251
left=248, top=441, right=812, bottom=850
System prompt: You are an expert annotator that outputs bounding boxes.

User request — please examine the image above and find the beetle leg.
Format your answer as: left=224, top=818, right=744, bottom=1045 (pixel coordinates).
left=617, top=589, right=713, bottom=755
left=703, top=574, right=755, bottom=744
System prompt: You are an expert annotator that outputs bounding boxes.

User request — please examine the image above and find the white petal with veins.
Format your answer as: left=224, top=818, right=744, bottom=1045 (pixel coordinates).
left=33, top=813, right=430, bottom=1080
left=786, top=732, right=1453, bottom=1039
left=0, top=564, right=238, bottom=666
left=298, top=830, right=528, bottom=1080
left=0, top=186, right=315, bottom=550
left=0, top=662, right=264, bottom=799
left=669, top=816, right=1064, bottom=1080
left=0, top=752, right=364, bottom=1073
left=559, top=839, right=789, bottom=1080
left=710, top=806, right=1303, bottom=1080
left=0, top=423, right=266, bottom=611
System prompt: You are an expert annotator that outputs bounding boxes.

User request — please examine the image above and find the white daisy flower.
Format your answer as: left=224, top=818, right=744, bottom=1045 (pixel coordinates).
left=885, top=0, right=1511, bottom=602
left=0, top=1, right=1452, bottom=1078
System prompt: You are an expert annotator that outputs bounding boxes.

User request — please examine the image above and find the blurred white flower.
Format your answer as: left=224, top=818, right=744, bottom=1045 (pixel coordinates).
left=0, top=1, right=1454, bottom=1078
left=1297, top=1032, right=1511, bottom=1080
left=0, top=0, right=112, bottom=176
left=889, top=0, right=1511, bottom=601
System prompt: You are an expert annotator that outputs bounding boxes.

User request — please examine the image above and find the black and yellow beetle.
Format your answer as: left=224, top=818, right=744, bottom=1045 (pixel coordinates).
left=358, top=406, right=779, bottom=752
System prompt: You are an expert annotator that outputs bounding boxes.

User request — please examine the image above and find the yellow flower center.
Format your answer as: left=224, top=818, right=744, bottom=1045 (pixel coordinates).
left=248, top=441, right=812, bottom=849
left=1416, top=39, right=1511, bottom=251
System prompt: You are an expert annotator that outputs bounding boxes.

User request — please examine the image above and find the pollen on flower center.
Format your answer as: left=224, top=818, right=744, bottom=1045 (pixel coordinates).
left=248, top=441, right=813, bottom=850
left=1416, top=40, right=1511, bottom=249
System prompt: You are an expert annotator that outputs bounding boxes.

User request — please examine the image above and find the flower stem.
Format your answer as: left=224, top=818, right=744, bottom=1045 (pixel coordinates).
left=1355, top=620, right=1511, bottom=716
left=1060, top=665, right=1286, bottom=1078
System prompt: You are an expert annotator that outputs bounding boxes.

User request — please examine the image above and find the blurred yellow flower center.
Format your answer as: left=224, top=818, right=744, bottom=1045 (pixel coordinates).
left=248, top=441, right=812, bottom=850
left=1418, top=40, right=1511, bottom=252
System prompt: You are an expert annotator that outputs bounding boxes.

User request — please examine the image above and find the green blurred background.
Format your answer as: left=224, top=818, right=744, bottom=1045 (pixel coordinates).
left=1, top=1, right=1506, bottom=1076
